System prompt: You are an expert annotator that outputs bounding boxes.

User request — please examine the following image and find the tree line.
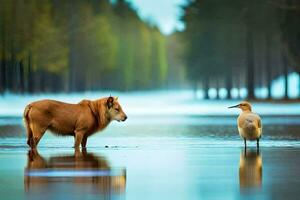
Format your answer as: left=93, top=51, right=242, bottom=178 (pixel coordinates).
left=0, top=0, right=169, bottom=93
left=1, top=0, right=300, bottom=100
left=180, top=0, right=300, bottom=99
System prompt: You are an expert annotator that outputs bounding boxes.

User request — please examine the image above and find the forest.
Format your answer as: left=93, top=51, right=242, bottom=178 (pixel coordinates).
left=0, top=0, right=169, bottom=93
left=0, top=0, right=300, bottom=99
left=180, top=0, right=300, bottom=99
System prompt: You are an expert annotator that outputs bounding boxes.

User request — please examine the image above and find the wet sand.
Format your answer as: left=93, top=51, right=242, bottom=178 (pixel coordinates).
left=0, top=115, right=300, bottom=200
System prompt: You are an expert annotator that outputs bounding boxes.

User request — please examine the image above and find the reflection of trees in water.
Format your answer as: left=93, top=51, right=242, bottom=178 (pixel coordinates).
left=239, top=149, right=262, bottom=189
left=24, top=149, right=126, bottom=196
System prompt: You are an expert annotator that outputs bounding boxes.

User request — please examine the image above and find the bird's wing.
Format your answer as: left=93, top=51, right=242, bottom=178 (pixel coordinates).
left=239, top=113, right=261, bottom=129
left=257, top=117, right=262, bottom=128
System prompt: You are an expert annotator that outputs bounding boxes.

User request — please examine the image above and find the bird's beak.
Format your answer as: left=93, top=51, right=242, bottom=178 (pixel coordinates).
left=228, top=104, right=239, bottom=109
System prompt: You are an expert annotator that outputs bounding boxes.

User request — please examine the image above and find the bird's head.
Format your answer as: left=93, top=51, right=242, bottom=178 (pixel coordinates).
left=228, top=101, right=252, bottom=112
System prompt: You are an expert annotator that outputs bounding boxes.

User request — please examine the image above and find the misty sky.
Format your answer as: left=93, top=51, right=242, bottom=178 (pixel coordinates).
left=126, top=0, right=187, bottom=35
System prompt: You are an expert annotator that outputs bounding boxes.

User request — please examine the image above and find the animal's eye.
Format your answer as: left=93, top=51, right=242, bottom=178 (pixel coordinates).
left=115, top=108, right=119, bottom=112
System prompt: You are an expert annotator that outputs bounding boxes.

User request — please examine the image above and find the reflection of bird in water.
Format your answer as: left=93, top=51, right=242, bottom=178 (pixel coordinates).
left=228, top=101, right=262, bottom=149
left=24, top=149, right=126, bottom=197
left=239, top=149, right=262, bottom=189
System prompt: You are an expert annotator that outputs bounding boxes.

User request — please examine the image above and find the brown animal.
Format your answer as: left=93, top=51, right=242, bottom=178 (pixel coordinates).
left=23, top=96, right=127, bottom=149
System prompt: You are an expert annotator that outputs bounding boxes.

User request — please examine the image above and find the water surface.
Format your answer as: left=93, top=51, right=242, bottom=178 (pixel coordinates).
left=0, top=113, right=300, bottom=200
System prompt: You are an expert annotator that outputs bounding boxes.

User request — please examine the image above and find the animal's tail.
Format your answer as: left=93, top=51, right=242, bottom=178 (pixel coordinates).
left=23, top=104, right=33, bottom=147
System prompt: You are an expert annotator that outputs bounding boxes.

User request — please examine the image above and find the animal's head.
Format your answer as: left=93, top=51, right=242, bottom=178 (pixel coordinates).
left=228, top=101, right=252, bottom=111
left=106, top=96, right=127, bottom=122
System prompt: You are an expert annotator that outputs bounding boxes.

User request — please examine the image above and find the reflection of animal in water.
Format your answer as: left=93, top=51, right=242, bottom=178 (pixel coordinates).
left=23, top=96, right=127, bottom=149
left=24, top=149, right=126, bottom=195
left=239, top=149, right=262, bottom=189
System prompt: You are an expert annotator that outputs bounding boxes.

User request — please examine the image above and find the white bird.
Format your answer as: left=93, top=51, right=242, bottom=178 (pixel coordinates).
left=228, top=101, right=262, bottom=149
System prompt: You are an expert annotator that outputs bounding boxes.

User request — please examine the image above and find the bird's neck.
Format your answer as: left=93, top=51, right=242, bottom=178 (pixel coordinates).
left=241, top=110, right=252, bottom=113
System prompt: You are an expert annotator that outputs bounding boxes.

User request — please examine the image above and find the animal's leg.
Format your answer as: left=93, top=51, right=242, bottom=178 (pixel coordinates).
left=24, top=105, right=33, bottom=147
left=74, top=131, right=85, bottom=149
left=81, top=147, right=87, bottom=155
left=256, top=138, right=259, bottom=150
left=244, top=139, right=247, bottom=150
left=26, top=125, right=33, bottom=147
left=81, top=135, right=88, bottom=148
left=34, top=134, right=45, bottom=147
left=25, top=119, right=35, bottom=148
left=28, top=149, right=38, bottom=162
left=75, top=147, right=81, bottom=157
left=31, top=124, right=46, bottom=149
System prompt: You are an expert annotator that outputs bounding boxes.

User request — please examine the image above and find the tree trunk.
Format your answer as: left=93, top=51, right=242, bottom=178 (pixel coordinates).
left=203, top=76, right=209, bottom=99
left=246, top=24, right=255, bottom=100
left=215, top=78, right=219, bottom=99
left=8, top=49, right=15, bottom=91
left=265, top=33, right=272, bottom=99
left=19, top=61, right=24, bottom=93
left=282, top=53, right=289, bottom=100
left=226, top=69, right=232, bottom=99
left=0, top=21, right=6, bottom=94
left=15, top=61, right=20, bottom=93
left=299, top=73, right=300, bottom=99
left=67, top=5, right=78, bottom=92
left=194, top=81, right=198, bottom=99
left=0, top=58, right=5, bottom=94
left=27, top=52, right=34, bottom=93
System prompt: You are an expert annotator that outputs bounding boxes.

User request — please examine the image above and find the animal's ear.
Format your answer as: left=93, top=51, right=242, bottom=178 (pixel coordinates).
left=115, top=96, right=119, bottom=101
left=107, top=96, right=114, bottom=109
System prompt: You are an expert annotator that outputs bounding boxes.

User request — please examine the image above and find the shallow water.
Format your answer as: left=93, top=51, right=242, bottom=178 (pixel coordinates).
left=0, top=114, right=300, bottom=200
